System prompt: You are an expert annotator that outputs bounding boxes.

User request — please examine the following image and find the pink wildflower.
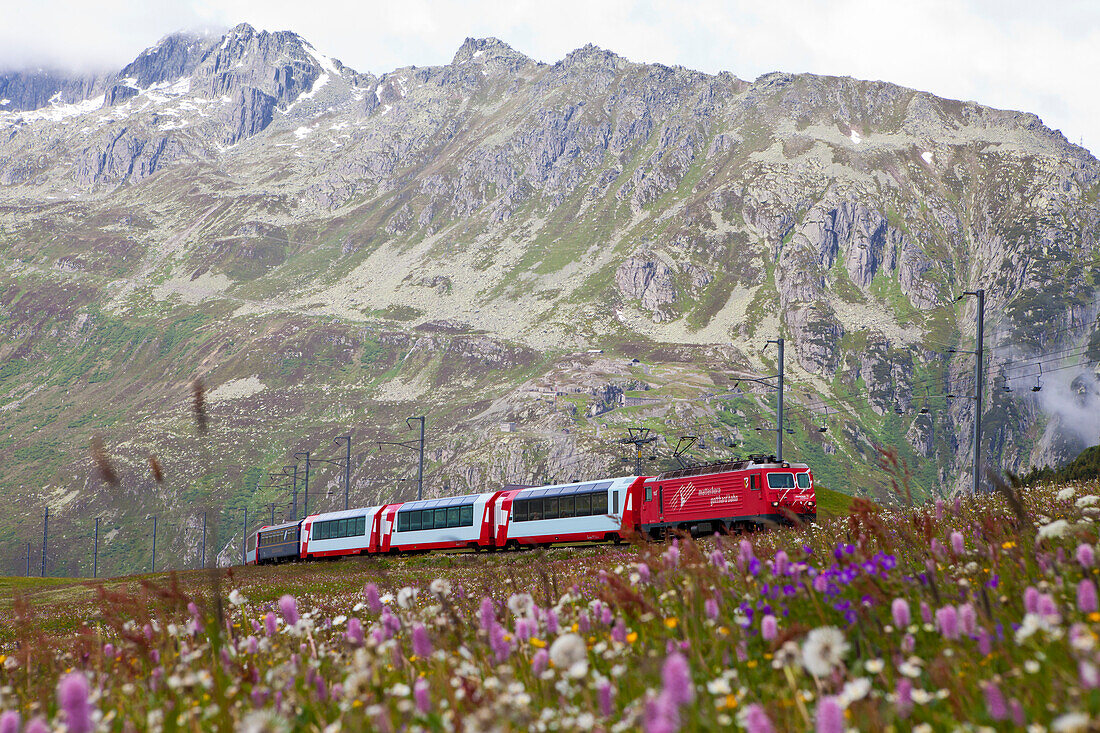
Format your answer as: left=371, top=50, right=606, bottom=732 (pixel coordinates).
left=24, top=719, right=49, bottom=733
left=936, top=605, right=960, bottom=640
left=1080, top=660, right=1100, bottom=689
left=710, top=549, right=727, bottom=572
left=891, top=598, right=910, bottom=628
left=1077, top=579, right=1098, bottom=613
left=1037, top=593, right=1058, bottom=619
left=774, top=550, right=789, bottom=576
left=380, top=607, right=401, bottom=637
left=959, top=603, right=977, bottom=636
left=264, top=612, right=278, bottom=636
left=0, top=711, right=20, bottom=733
left=637, top=563, right=651, bottom=582
left=412, top=623, right=433, bottom=657
left=978, top=628, right=992, bottom=656
left=930, top=538, right=943, bottom=558
left=532, top=649, right=549, bottom=675
left=1010, top=699, right=1026, bottom=727
left=895, top=678, right=913, bottom=718
left=815, top=696, right=844, bottom=733
left=489, top=623, right=511, bottom=663
left=479, top=596, right=496, bottom=631
left=279, top=595, right=299, bottom=626
left=1024, top=586, right=1040, bottom=614
left=644, top=693, right=679, bottom=733
left=984, top=681, right=1007, bottom=720
left=546, top=608, right=559, bottom=634
left=247, top=636, right=258, bottom=654
left=414, top=677, right=431, bottom=714
left=761, top=615, right=778, bottom=642
left=950, top=531, right=965, bottom=555
left=57, top=672, right=93, bottom=733
left=744, top=704, right=775, bottom=733
left=920, top=601, right=932, bottom=624
left=346, top=617, right=364, bottom=646
left=1077, top=543, right=1095, bottom=568
left=364, top=582, right=382, bottom=614
left=705, top=598, right=719, bottom=621
left=598, top=680, right=615, bottom=717
left=661, top=652, right=694, bottom=706
left=935, top=498, right=945, bottom=520
left=600, top=604, right=613, bottom=625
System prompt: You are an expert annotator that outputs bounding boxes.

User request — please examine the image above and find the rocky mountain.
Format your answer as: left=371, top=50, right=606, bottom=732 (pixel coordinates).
left=1, top=26, right=1098, bottom=574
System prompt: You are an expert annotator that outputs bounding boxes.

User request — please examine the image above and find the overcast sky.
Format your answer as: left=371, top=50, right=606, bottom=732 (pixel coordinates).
left=1, top=0, right=1097, bottom=153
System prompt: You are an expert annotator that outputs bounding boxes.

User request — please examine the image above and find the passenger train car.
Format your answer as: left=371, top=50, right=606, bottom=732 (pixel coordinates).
left=246, top=456, right=815, bottom=565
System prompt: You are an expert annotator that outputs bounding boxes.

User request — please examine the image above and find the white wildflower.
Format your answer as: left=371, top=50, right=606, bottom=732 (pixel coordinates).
left=549, top=633, right=588, bottom=678
left=1057, top=488, right=1076, bottom=502
left=1025, top=660, right=1041, bottom=674
left=865, top=658, right=885, bottom=674
left=390, top=683, right=411, bottom=697
left=707, top=678, right=731, bottom=696
left=911, top=688, right=934, bottom=704
left=1037, top=519, right=1071, bottom=541
left=507, top=593, right=536, bottom=618
left=1052, top=712, right=1091, bottom=733
left=801, top=626, right=849, bottom=677
left=396, top=587, right=418, bottom=609
left=838, top=677, right=871, bottom=706
left=228, top=589, right=247, bottom=606
left=331, top=615, right=347, bottom=627
left=1075, top=495, right=1099, bottom=508
left=429, top=578, right=452, bottom=598
left=239, top=711, right=291, bottom=733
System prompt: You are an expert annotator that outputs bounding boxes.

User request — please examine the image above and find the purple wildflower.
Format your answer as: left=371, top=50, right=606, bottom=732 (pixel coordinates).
left=644, top=695, right=678, bottom=733
left=978, top=628, right=992, bottom=656
left=346, top=617, right=364, bottom=646
left=661, top=652, right=694, bottom=706
left=579, top=613, right=591, bottom=633
left=547, top=608, right=559, bottom=634
left=1077, top=543, right=1095, bottom=568
left=710, top=549, right=727, bottom=572
left=364, top=582, right=382, bottom=614
left=1010, top=699, right=1026, bottom=727
left=930, top=538, right=944, bottom=558
left=744, top=704, right=774, bottom=733
left=479, top=596, right=496, bottom=632
left=247, top=636, right=258, bottom=654
left=920, top=601, right=932, bottom=624
left=705, top=598, right=719, bottom=621
left=950, top=531, right=965, bottom=555
left=1024, top=586, right=1040, bottom=614
left=984, top=681, right=1007, bottom=720
left=761, top=615, right=778, bottom=642
left=598, top=680, right=615, bottom=717
left=1037, top=593, right=1058, bottom=620
left=57, top=672, right=93, bottom=733
left=1077, top=579, right=1098, bottom=613
left=414, top=677, right=431, bottom=714
left=1079, top=660, right=1099, bottom=689
left=891, top=598, right=910, bottom=628
left=936, top=605, right=960, bottom=640
left=774, top=550, right=789, bottom=576
left=23, top=719, right=49, bottom=733
left=412, top=623, right=433, bottom=657
left=935, top=498, right=945, bottom=520
left=637, top=562, right=651, bottom=582
left=251, top=688, right=267, bottom=708
left=664, top=540, right=680, bottom=567
left=0, top=711, right=20, bottom=733
left=489, top=623, right=511, bottom=663
left=279, top=595, right=299, bottom=626
left=532, top=649, right=549, bottom=675
left=959, top=603, right=977, bottom=636
left=896, top=678, right=913, bottom=718
left=815, top=696, right=844, bottom=733
left=381, top=607, right=401, bottom=637
left=143, top=623, right=153, bottom=640
left=264, top=612, right=278, bottom=636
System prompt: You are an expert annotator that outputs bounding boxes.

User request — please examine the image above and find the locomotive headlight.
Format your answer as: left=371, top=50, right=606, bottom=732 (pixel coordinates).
left=770, top=501, right=778, bottom=507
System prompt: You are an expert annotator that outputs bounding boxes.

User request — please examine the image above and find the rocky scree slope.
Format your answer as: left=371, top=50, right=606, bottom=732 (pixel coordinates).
left=0, top=27, right=1098, bottom=572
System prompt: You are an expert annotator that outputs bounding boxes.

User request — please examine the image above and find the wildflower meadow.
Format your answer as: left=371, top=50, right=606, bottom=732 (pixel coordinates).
left=1, top=480, right=1099, bottom=731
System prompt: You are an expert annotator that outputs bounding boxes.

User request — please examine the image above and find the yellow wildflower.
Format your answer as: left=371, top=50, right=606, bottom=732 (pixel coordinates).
left=1002, top=541, right=1016, bottom=549
left=747, top=660, right=757, bottom=669
left=530, top=638, right=547, bottom=648
left=722, top=694, right=738, bottom=709
left=664, top=617, right=679, bottom=629
left=626, top=632, right=638, bottom=644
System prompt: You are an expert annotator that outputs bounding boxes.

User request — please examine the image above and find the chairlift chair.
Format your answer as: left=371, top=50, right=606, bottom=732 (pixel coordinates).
left=818, top=406, right=829, bottom=433
left=1032, top=364, right=1043, bottom=393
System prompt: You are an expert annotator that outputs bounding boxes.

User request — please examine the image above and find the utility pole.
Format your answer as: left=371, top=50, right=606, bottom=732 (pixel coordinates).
left=242, top=507, right=247, bottom=565
left=201, top=511, right=207, bottom=569
left=41, top=507, right=48, bottom=578
left=619, top=428, right=658, bottom=475
left=293, top=452, right=312, bottom=518
left=93, top=517, right=99, bottom=579
left=270, top=503, right=276, bottom=526
left=151, top=515, right=157, bottom=574
left=25, top=542, right=30, bottom=577
left=334, top=436, right=352, bottom=510
left=767, top=337, right=785, bottom=461
left=285, top=465, right=299, bottom=520
left=410, top=417, right=425, bottom=501
left=961, top=289, right=986, bottom=493
left=379, top=417, right=427, bottom=501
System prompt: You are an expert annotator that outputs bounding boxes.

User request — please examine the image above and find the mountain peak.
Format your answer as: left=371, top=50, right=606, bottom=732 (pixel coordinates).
left=560, top=43, right=625, bottom=70
left=451, top=37, right=530, bottom=69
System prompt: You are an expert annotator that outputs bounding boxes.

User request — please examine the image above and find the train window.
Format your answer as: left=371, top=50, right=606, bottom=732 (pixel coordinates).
left=575, top=493, right=591, bottom=516
left=435, top=508, right=447, bottom=529
left=750, top=475, right=758, bottom=491
left=767, top=473, right=796, bottom=489
left=797, top=473, right=810, bottom=489
left=545, top=498, right=559, bottom=520
left=398, top=514, right=409, bottom=532
left=410, top=511, right=421, bottom=530
left=658, top=487, right=663, bottom=512
left=613, top=491, right=619, bottom=514
left=357, top=516, right=367, bottom=535
left=461, top=505, right=473, bottom=527
left=645, top=486, right=652, bottom=502
left=448, top=507, right=460, bottom=528
left=529, top=499, right=542, bottom=521
left=593, top=492, right=608, bottom=515
left=513, top=500, right=527, bottom=522
left=560, top=496, right=575, bottom=518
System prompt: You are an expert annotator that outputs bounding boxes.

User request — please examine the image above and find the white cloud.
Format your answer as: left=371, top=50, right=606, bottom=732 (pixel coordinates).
left=1, top=0, right=1097, bottom=152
